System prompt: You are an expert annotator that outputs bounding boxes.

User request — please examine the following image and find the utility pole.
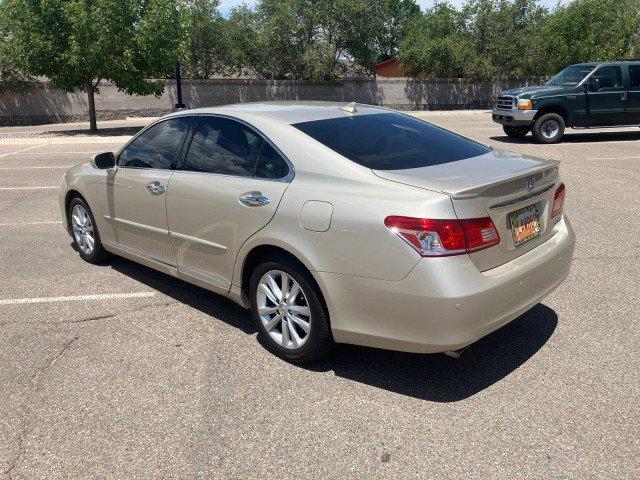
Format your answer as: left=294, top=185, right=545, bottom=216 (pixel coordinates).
left=174, top=61, right=185, bottom=109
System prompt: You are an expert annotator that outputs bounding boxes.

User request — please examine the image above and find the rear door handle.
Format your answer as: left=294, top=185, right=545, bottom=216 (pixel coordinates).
left=145, top=181, right=166, bottom=195
left=238, top=192, right=270, bottom=207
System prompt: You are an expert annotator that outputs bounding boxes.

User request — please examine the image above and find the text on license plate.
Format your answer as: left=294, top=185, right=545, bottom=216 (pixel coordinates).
left=509, top=204, right=541, bottom=247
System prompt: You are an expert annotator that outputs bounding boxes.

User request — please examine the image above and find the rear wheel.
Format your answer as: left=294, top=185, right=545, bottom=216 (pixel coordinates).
left=532, top=113, right=565, bottom=144
left=249, top=255, right=333, bottom=362
left=68, top=197, right=108, bottom=264
left=503, top=125, right=529, bottom=138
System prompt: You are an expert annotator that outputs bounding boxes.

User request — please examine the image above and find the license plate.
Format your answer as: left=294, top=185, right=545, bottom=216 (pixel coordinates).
left=509, top=204, right=541, bottom=247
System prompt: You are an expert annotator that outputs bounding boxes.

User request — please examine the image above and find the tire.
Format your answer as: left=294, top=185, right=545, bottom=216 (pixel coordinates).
left=68, top=197, right=109, bottom=264
left=249, top=255, right=334, bottom=362
left=532, top=113, right=565, bottom=144
left=503, top=125, right=529, bottom=138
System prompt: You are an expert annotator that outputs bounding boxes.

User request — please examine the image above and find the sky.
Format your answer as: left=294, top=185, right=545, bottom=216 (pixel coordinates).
left=218, top=0, right=566, bottom=17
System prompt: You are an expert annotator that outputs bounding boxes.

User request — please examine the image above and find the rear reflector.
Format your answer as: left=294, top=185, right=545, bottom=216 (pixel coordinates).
left=551, top=183, right=565, bottom=218
left=384, top=216, right=500, bottom=257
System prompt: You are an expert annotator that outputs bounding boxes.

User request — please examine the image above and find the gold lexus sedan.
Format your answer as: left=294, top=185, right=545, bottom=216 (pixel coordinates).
left=59, top=102, right=576, bottom=362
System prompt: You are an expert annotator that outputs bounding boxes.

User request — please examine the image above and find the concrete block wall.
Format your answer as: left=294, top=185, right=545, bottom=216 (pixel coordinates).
left=0, top=77, right=544, bottom=126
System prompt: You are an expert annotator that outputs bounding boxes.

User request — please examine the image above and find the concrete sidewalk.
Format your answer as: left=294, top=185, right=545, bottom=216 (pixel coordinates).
left=0, top=117, right=157, bottom=139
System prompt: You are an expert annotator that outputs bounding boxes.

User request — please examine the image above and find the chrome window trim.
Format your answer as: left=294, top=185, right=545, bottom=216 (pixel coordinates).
left=182, top=113, right=295, bottom=183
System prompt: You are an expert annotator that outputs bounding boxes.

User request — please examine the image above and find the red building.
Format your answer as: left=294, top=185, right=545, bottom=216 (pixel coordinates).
left=374, top=58, right=405, bottom=77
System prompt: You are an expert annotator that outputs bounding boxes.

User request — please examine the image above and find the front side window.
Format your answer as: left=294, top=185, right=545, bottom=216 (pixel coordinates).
left=547, top=65, right=595, bottom=86
left=629, top=65, right=640, bottom=88
left=118, top=117, right=192, bottom=169
left=592, top=66, right=624, bottom=90
left=183, top=117, right=261, bottom=176
left=293, top=112, right=490, bottom=171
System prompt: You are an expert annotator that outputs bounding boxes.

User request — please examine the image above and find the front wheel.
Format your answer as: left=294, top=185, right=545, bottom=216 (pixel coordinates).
left=68, top=197, right=108, bottom=264
left=249, top=255, right=333, bottom=362
left=532, top=113, right=565, bottom=144
left=503, top=125, right=529, bottom=138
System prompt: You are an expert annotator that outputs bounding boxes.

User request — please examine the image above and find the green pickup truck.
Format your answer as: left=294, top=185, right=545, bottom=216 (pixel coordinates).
left=492, top=60, right=640, bottom=143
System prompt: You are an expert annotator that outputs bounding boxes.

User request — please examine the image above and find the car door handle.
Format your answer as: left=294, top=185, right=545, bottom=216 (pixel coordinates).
left=621, top=91, right=628, bottom=101
left=238, top=192, right=270, bottom=207
left=145, top=181, right=166, bottom=195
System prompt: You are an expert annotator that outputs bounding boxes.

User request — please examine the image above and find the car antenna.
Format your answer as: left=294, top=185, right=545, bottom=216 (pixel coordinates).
left=340, top=102, right=358, bottom=114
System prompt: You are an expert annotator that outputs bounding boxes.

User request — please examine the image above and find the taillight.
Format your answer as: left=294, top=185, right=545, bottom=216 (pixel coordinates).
left=551, top=183, right=565, bottom=218
left=384, top=216, right=500, bottom=257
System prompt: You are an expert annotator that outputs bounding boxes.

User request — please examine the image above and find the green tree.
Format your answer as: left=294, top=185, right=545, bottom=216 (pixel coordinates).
left=181, top=0, right=231, bottom=78
left=399, top=2, right=477, bottom=77
left=224, top=0, right=387, bottom=82
left=376, top=0, right=421, bottom=61
left=537, top=0, right=640, bottom=74
left=463, top=0, right=549, bottom=76
left=3, top=0, right=182, bottom=131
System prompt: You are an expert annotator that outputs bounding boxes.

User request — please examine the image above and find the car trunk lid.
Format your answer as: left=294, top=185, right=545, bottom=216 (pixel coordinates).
left=373, top=149, right=561, bottom=271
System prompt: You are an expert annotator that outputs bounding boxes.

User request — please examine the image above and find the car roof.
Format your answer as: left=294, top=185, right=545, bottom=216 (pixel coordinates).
left=573, top=60, right=640, bottom=67
left=166, top=101, right=391, bottom=125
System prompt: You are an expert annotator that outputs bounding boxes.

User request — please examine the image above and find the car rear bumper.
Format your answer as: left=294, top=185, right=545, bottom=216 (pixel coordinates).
left=317, top=215, right=575, bottom=354
left=492, top=107, right=537, bottom=126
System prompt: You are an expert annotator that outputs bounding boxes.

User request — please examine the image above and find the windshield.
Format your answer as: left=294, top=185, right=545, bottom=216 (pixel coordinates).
left=547, top=65, right=595, bottom=86
left=292, top=112, right=490, bottom=170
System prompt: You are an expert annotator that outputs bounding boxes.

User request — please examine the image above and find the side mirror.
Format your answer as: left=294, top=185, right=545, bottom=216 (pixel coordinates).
left=91, top=152, right=116, bottom=169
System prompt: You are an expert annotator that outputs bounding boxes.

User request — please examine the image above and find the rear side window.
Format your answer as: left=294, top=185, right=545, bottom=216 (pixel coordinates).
left=183, top=117, right=261, bottom=176
left=592, top=66, right=623, bottom=90
left=293, top=112, right=490, bottom=170
left=255, top=143, right=289, bottom=179
left=118, top=117, right=192, bottom=169
left=629, top=65, right=640, bottom=88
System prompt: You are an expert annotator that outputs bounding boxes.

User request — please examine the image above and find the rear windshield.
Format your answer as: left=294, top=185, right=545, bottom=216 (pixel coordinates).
left=292, top=112, right=490, bottom=170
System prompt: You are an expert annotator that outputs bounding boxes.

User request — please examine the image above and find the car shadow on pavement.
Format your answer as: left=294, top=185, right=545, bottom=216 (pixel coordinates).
left=491, top=130, right=640, bottom=144
left=108, top=256, right=256, bottom=334
left=304, top=304, right=558, bottom=403
left=106, top=254, right=557, bottom=403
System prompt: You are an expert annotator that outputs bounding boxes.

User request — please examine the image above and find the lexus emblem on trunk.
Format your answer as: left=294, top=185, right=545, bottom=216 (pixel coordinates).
left=525, top=176, right=536, bottom=190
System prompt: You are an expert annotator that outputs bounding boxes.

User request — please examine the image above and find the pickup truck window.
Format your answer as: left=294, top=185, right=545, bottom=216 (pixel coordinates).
left=547, top=65, right=595, bottom=86
left=592, top=66, right=623, bottom=90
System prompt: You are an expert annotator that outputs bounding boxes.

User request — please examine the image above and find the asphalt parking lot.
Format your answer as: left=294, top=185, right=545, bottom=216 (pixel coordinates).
left=1, top=112, right=638, bottom=479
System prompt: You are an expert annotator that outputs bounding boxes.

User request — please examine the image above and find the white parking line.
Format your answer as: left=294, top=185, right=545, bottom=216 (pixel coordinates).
left=0, top=221, right=63, bottom=226
left=588, top=157, right=640, bottom=160
left=0, top=144, right=46, bottom=158
left=0, top=165, right=73, bottom=170
left=0, top=292, right=156, bottom=306
left=2, top=151, right=99, bottom=155
left=0, top=186, right=58, bottom=190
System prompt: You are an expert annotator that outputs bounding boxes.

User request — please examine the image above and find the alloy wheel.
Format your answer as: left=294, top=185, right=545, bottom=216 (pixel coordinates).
left=256, top=270, right=311, bottom=350
left=71, top=204, right=95, bottom=255
left=541, top=120, right=559, bottom=139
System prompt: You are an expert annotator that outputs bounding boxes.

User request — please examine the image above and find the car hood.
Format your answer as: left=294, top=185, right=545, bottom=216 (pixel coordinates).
left=500, top=84, right=568, bottom=98
left=372, top=149, right=558, bottom=199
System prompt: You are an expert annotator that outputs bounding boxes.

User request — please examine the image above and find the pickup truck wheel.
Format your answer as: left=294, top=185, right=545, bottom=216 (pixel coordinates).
left=532, top=113, right=565, bottom=144
left=503, top=126, right=529, bottom=138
